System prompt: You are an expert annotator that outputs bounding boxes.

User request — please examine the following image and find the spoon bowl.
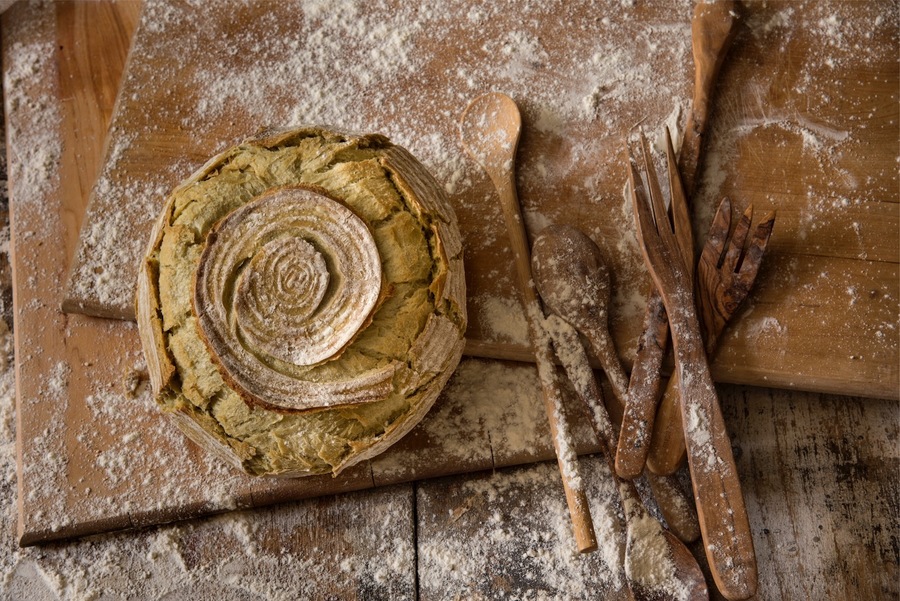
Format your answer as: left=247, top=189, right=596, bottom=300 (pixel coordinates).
left=531, top=225, right=629, bottom=404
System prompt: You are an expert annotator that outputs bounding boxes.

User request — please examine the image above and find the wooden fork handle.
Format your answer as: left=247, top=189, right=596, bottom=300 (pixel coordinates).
left=614, top=292, right=667, bottom=479
left=671, top=317, right=757, bottom=600
left=646, top=318, right=728, bottom=476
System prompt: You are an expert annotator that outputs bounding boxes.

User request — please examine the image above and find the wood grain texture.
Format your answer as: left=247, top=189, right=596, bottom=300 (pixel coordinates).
left=60, top=0, right=898, bottom=399
left=417, top=386, right=899, bottom=601
left=55, top=0, right=141, bottom=254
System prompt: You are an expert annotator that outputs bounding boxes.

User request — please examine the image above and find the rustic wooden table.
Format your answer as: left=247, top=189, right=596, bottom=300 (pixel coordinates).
left=0, top=2, right=896, bottom=600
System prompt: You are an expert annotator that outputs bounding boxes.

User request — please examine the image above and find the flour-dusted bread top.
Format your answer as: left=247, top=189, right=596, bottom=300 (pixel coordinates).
left=136, top=126, right=466, bottom=476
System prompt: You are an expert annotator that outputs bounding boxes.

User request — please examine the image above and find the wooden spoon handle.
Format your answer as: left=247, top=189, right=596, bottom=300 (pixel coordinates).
left=646, top=372, right=687, bottom=475
left=583, top=327, right=630, bottom=409
left=679, top=0, right=740, bottom=197
left=672, top=317, right=756, bottom=600
left=494, top=170, right=598, bottom=554
left=644, top=471, right=701, bottom=544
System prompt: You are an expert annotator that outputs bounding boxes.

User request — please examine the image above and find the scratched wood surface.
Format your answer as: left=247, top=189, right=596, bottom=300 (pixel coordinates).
left=61, top=0, right=898, bottom=399
left=415, top=388, right=899, bottom=600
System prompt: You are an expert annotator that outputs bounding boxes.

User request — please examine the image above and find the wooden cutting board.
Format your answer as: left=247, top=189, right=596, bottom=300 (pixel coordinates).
left=61, top=0, right=898, bottom=400
left=7, top=0, right=897, bottom=545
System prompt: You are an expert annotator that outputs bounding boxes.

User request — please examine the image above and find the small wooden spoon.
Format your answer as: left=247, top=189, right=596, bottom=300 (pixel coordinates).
left=460, top=92, right=597, bottom=553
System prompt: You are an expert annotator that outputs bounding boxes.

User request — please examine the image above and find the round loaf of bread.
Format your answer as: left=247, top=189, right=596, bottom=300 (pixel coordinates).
left=136, top=127, right=466, bottom=477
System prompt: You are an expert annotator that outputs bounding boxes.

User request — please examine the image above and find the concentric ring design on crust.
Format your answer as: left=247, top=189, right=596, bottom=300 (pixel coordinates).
left=136, top=127, right=467, bottom=477
left=194, top=186, right=392, bottom=412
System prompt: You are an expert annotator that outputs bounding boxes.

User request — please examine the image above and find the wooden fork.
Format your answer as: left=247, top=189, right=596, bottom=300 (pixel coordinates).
left=627, top=132, right=757, bottom=601
left=615, top=131, right=693, bottom=480
left=647, top=199, right=776, bottom=476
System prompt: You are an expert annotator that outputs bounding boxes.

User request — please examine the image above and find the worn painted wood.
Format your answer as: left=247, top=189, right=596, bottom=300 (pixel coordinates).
left=59, top=0, right=897, bottom=399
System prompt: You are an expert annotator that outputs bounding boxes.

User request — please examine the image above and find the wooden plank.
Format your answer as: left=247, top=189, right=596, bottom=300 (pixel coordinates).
left=4, top=0, right=378, bottom=546
left=717, top=386, right=899, bottom=600
left=5, top=1, right=258, bottom=545
left=161, top=485, right=418, bottom=601
left=417, top=385, right=899, bottom=600
left=417, top=458, right=634, bottom=600
left=9, top=9, right=605, bottom=546
left=55, top=0, right=142, bottom=250
left=59, top=0, right=898, bottom=398
left=1, top=481, right=417, bottom=600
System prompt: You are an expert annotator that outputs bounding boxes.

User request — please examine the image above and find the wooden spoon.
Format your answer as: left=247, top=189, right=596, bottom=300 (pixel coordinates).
left=528, top=224, right=629, bottom=405
left=460, top=92, right=597, bottom=553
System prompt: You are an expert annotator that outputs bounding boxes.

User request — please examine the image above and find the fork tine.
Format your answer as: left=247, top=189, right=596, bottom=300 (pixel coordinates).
left=665, top=127, right=695, bottom=275
left=734, top=211, right=776, bottom=289
left=722, top=204, right=753, bottom=274
left=701, top=197, right=732, bottom=269
left=639, top=132, right=672, bottom=241
left=627, top=158, right=658, bottom=249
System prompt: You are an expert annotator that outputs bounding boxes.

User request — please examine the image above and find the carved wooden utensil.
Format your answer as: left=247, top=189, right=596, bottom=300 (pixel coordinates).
left=616, top=130, right=694, bottom=480
left=540, top=314, right=708, bottom=601
left=679, top=0, right=742, bottom=197
left=460, top=92, right=598, bottom=553
left=628, top=133, right=757, bottom=600
left=527, top=224, right=630, bottom=405
left=617, top=0, right=741, bottom=480
left=647, top=199, right=776, bottom=475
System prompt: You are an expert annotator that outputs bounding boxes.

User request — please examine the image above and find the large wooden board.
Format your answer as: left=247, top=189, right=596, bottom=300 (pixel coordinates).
left=61, top=0, right=898, bottom=399
left=6, top=1, right=604, bottom=546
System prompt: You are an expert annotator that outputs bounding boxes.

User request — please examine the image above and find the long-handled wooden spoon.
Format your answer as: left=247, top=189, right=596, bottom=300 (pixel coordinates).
left=460, top=92, right=597, bottom=553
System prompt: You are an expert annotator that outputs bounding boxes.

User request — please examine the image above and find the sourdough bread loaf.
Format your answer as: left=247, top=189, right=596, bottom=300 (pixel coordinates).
left=136, top=127, right=466, bottom=476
